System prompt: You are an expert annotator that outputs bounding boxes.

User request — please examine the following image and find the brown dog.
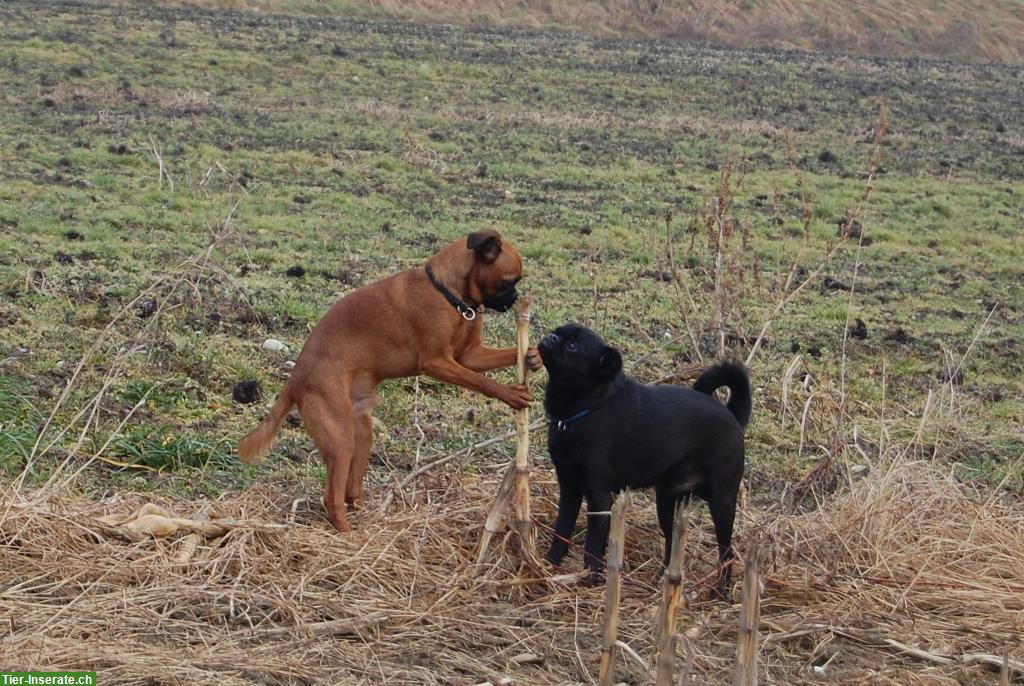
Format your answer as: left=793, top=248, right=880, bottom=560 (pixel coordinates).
left=238, top=230, right=537, bottom=532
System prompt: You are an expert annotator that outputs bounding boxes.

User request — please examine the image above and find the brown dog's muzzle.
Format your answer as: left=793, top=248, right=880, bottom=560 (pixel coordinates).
left=482, top=287, right=518, bottom=313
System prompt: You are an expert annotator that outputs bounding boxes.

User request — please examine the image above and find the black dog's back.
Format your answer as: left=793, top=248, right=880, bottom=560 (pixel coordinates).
left=590, top=380, right=744, bottom=493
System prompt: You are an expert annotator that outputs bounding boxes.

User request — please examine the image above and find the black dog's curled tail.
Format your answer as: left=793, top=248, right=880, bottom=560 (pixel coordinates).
left=694, top=361, right=752, bottom=429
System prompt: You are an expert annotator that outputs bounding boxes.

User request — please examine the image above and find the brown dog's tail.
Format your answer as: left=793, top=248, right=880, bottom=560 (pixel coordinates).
left=238, top=385, right=294, bottom=463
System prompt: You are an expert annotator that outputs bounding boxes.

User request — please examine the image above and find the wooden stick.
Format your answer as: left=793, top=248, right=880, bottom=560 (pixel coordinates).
left=769, top=622, right=1024, bottom=675
left=655, top=504, right=689, bottom=686
left=509, top=296, right=536, bottom=556
left=239, top=611, right=389, bottom=641
left=598, top=492, right=629, bottom=686
left=733, top=540, right=761, bottom=686
left=384, top=416, right=546, bottom=514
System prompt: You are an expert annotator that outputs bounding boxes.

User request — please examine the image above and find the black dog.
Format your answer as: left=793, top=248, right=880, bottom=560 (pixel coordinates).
left=538, top=323, right=751, bottom=598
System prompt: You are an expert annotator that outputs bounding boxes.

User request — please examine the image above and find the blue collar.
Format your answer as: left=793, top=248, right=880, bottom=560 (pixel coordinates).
left=547, top=408, right=591, bottom=432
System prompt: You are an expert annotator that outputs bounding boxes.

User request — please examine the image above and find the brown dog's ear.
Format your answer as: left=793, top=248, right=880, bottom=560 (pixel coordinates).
left=467, top=230, right=502, bottom=263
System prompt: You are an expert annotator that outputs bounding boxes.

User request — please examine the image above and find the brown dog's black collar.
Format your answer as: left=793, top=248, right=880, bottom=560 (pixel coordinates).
left=425, top=264, right=479, bottom=321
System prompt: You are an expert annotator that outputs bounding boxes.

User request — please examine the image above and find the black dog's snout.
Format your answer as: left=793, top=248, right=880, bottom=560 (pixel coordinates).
left=540, top=332, right=560, bottom=348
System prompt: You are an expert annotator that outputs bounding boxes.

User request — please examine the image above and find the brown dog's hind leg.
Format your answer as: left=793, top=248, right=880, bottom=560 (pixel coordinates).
left=301, top=393, right=355, bottom=532
left=345, top=385, right=380, bottom=508
left=346, top=412, right=373, bottom=507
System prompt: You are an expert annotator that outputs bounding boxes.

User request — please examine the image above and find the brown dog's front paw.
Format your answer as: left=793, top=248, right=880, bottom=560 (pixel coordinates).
left=502, top=383, right=533, bottom=409
left=526, top=346, right=543, bottom=372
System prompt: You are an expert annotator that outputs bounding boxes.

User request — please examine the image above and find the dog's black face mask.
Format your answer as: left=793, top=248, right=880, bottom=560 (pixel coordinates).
left=538, top=323, right=622, bottom=388
left=482, top=279, right=520, bottom=313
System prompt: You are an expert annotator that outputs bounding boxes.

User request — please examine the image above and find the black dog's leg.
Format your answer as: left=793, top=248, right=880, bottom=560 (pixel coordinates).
left=655, top=491, right=685, bottom=568
left=582, top=489, right=614, bottom=573
left=707, top=487, right=738, bottom=599
left=546, top=477, right=584, bottom=566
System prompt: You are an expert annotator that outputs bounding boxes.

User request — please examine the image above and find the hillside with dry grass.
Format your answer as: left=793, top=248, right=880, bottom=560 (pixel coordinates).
left=172, top=0, right=1024, bottom=62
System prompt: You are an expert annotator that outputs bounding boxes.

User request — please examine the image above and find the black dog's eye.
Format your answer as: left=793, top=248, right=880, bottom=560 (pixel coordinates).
left=565, top=340, right=577, bottom=352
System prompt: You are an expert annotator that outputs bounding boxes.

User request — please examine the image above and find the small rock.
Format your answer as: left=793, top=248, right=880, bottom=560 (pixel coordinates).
left=822, top=276, right=848, bottom=291
left=836, top=216, right=863, bottom=239
left=232, top=380, right=262, bottom=404
left=283, top=360, right=296, bottom=369
left=641, top=269, right=673, bottom=282
left=938, top=367, right=964, bottom=386
left=885, top=327, right=910, bottom=344
left=262, top=338, right=288, bottom=353
left=848, top=318, right=868, bottom=340
left=510, top=653, right=544, bottom=666
left=850, top=464, right=870, bottom=480
left=818, top=149, right=839, bottom=164
left=136, top=298, right=158, bottom=319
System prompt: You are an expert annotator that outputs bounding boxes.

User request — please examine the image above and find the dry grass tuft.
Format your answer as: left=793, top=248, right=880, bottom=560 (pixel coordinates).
left=3, top=442, right=1022, bottom=683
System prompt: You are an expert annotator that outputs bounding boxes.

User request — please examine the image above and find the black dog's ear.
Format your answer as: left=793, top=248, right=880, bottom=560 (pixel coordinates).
left=467, top=230, right=502, bottom=263
left=597, top=346, right=622, bottom=377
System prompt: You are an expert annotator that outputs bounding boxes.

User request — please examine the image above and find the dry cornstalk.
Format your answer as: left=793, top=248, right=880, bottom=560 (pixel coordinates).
left=510, top=295, right=536, bottom=555
left=733, top=540, right=761, bottom=686
left=174, top=532, right=201, bottom=564
left=655, top=504, right=689, bottom=686
left=474, top=463, right=516, bottom=568
left=149, top=135, right=173, bottom=192
left=475, top=296, right=536, bottom=568
left=598, top=491, right=629, bottom=686
left=712, top=194, right=728, bottom=359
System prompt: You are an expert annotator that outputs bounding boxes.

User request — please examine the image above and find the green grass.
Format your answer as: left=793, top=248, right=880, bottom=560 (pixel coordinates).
left=0, top=0, right=1021, bottom=494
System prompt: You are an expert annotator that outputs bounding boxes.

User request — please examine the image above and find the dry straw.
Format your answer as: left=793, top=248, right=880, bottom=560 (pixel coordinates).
left=3, top=427, right=1022, bottom=684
